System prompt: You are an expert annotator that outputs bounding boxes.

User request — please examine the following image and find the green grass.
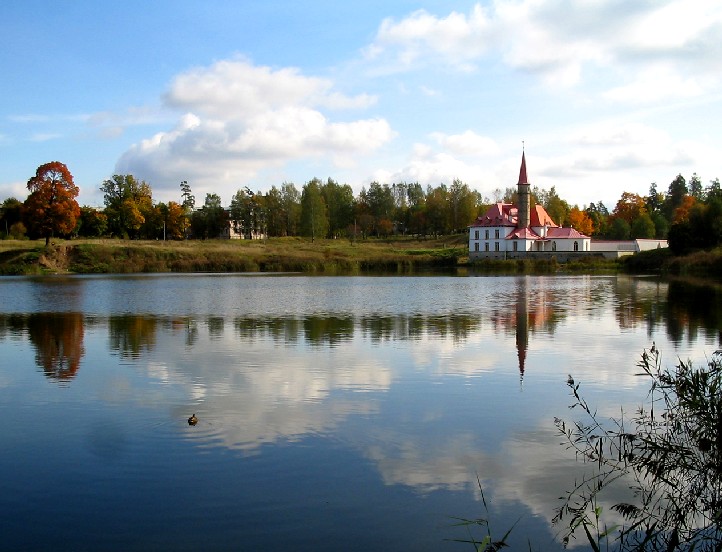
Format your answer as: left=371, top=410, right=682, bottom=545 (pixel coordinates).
left=0, top=235, right=469, bottom=275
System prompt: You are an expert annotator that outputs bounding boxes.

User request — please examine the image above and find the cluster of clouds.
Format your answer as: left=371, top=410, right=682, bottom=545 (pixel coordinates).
left=6, top=1, right=720, bottom=207
left=115, top=1, right=720, bottom=205
left=115, top=58, right=395, bottom=199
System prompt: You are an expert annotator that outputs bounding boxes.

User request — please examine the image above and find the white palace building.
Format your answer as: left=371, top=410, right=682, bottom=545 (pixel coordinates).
left=468, top=152, right=592, bottom=260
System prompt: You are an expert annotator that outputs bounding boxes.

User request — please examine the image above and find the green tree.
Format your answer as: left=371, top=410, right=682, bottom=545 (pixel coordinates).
left=77, top=206, right=108, bottom=237
left=449, top=179, right=481, bottom=232
left=543, top=186, right=570, bottom=226
left=180, top=180, right=195, bottom=239
left=263, top=186, right=284, bottom=237
left=646, top=182, right=664, bottom=213
left=101, top=174, right=153, bottom=238
left=191, top=193, right=227, bottom=239
left=321, top=178, right=354, bottom=238
left=230, top=187, right=265, bottom=239
left=664, top=174, right=688, bottom=220
left=365, top=182, right=395, bottom=233
left=406, top=183, right=427, bottom=236
left=1, top=197, right=23, bottom=238
left=280, top=182, right=301, bottom=236
left=300, top=178, right=328, bottom=241
left=425, top=184, right=450, bottom=237
left=631, top=212, right=656, bottom=239
left=650, top=211, right=669, bottom=239
left=24, top=161, right=81, bottom=245
left=689, top=173, right=704, bottom=201
left=706, top=178, right=722, bottom=203
left=609, top=217, right=631, bottom=240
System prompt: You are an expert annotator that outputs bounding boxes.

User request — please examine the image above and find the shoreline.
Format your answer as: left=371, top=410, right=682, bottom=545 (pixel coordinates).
left=1, top=237, right=719, bottom=280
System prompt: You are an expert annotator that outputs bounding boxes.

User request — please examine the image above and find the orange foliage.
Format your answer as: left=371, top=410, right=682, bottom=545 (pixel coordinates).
left=612, top=192, right=647, bottom=224
left=568, top=207, right=594, bottom=235
left=25, top=161, right=80, bottom=245
left=673, top=195, right=696, bottom=223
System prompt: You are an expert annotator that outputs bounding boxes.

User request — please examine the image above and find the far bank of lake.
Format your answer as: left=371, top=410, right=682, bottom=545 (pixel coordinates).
left=1, top=236, right=720, bottom=278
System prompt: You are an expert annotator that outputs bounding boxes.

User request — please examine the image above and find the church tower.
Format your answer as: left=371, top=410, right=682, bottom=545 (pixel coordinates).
left=517, top=151, right=530, bottom=229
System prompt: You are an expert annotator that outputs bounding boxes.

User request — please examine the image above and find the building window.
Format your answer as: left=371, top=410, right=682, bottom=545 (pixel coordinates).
left=485, top=229, right=489, bottom=239
left=474, top=230, right=479, bottom=240
left=574, top=241, right=579, bottom=252
left=485, top=243, right=489, bottom=251
left=494, top=242, right=500, bottom=251
left=474, top=242, right=479, bottom=251
left=552, top=241, right=557, bottom=251
left=513, top=241, right=518, bottom=251
left=494, top=229, right=500, bottom=239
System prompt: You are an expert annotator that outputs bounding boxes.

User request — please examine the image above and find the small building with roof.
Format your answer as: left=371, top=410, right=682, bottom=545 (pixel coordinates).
left=468, top=152, right=591, bottom=259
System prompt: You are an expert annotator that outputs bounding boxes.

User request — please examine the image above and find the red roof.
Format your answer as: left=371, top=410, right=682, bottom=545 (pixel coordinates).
left=530, top=204, right=557, bottom=227
left=547, top=226, right=590, bottom=239
left=469, top=202, right=517, bottom=227
left=469, top=201, right=560, bottom=229
left=507, top=227, right=542, bottom=240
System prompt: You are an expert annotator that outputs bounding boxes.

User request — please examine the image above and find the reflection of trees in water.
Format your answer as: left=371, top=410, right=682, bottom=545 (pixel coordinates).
left=108, top=315, right=158, bottom=358
left=303, top=316, right=354, bottom=347
left=231, top=314, right=483, bottom=345
left=206, top=316, right=225, bottom=339
left=612, top=277, right=665, bottom=331
left=611, top=278, right=722, bottom=346
left=665, top=280, right=722, bottom=346
left=234, top=317, right=302, bottom=343
left=26, top=312, right=84, bottom=381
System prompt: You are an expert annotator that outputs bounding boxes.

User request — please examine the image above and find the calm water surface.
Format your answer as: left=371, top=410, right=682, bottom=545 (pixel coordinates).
left=1, top=274, right=720, bottom=551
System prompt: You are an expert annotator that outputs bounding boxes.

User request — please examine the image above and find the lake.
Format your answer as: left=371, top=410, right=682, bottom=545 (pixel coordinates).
left=1, top=274, right=720, bottom=551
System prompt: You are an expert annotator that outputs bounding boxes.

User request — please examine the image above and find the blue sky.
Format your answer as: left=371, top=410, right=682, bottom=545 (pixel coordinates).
left=2, top=0, right=720, bottom=209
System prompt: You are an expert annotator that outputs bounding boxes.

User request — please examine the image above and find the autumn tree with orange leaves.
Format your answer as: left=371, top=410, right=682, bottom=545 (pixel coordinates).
left=24, top=161, right=80, bottom=246
left=567, top=206, right=594, bottom=236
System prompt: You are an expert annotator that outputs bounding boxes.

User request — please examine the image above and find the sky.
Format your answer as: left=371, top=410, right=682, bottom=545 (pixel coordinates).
left=2, top=0, right=721, bottom=210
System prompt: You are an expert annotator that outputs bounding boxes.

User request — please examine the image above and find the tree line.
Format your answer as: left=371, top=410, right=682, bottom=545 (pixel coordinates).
left=1, top=161, right=721, bottom=255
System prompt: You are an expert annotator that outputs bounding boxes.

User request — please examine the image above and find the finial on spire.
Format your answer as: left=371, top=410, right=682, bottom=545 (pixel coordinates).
left=522, top=140, right=525, bottom=152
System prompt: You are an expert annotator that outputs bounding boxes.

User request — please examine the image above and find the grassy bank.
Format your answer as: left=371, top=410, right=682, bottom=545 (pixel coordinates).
left=3, top=237, right=720, bottom=278
left=0, top=236, right=468, bottom=275
left=623, top=246, right=722, bottom=279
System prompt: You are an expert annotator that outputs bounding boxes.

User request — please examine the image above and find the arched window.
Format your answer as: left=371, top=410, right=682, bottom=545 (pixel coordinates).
left=574, top=241, right=579, bottom=252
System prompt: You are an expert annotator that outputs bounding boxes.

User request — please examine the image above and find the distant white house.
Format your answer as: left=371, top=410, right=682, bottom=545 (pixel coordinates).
left=468, top=152, right=591, bottom=259
left=220, top=210, right=267, bottom=240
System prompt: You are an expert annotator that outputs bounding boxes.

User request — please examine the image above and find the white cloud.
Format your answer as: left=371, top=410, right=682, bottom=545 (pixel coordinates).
left=603, top=66, right=705, bottom=103
left=0, top=180, right=27, bottom=200
left=117, top=58, right=393, bottom=198
left=364, top=1, right=722, bottom=93
left=430, top=130, right=500, bottom=157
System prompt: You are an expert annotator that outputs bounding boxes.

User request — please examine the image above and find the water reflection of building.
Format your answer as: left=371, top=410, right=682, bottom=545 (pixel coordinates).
left=490, top=277, right=556, bottom=382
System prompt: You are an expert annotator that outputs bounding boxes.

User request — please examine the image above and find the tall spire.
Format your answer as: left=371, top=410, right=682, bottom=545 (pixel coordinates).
left=518, top=150, right=529, bottom=186
left=517, top=149, right=531, bottom=228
